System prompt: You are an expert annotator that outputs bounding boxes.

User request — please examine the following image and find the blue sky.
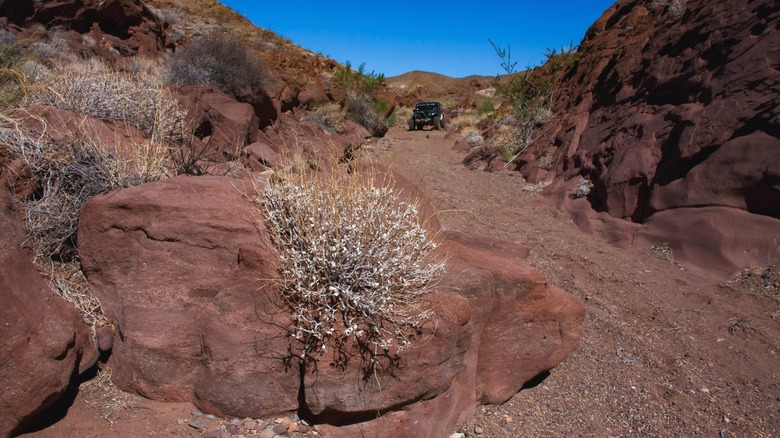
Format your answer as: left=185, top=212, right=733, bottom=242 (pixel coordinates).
left=219, top=1, right=616, bottom=78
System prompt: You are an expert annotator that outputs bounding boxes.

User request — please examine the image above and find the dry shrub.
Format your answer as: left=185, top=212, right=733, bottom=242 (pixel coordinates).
left=650, top=0, right=687, bottom=18
left=347, top=93, right=388, bottom=137
left=46, top=259, right=107, bottom=327
left=26, top=57, right=187, bottom=141
left=449, top=112, right=487, bottom=131
left=260, top=162, right=444, bottom=362
left=162, top=32, right=270, bottom=102
left=459, top=127, right=484, bottom=147
left=302, top=102, right=345, bottom=133
left=0, top=116, right=171, bottom=261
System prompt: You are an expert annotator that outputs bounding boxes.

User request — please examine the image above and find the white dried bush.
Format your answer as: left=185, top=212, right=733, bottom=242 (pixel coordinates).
left=261, top=167, right=444, bottom=361
left=460, top=128, right=484, bottom=147
left=26, top=58, right=187, bottom=141
left=649, top=0, right=687, bottom=19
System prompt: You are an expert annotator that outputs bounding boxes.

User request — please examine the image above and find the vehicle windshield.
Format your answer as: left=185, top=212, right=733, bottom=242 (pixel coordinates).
left=415, top=103, right=438, bottom=111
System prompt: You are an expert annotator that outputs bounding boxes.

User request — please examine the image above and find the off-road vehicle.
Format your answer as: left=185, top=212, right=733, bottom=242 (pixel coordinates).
left=408, top=102, right=445, bottom=130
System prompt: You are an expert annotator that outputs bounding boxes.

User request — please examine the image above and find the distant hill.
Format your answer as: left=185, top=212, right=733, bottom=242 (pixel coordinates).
left=387, top=70, right=499, bottom=107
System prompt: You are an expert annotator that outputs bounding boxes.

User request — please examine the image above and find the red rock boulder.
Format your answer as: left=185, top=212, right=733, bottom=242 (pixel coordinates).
left=78, top=176, right=299, bottom=419
left=0, top=187, right=97, bottom=437
left=77, top=175, right=583, bottom=436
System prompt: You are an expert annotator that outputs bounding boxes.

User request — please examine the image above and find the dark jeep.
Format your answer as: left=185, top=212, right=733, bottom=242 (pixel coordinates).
left=408, top=101, right=445, bottom=130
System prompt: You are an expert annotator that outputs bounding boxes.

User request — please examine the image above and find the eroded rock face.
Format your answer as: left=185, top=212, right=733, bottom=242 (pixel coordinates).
left=77, top=175, right=583, bottom=435
left=507, top=0, right=780, bottom=279
left=0, top=187, right=97, bottom=437
left=3, top=0, right=168, bottom=56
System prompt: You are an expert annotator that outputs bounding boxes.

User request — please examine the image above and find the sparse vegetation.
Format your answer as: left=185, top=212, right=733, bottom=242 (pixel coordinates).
left=302, top=102, right=345, bottom=133
left=0, top=33, right=30, bottom=112
left=335, top=61, right=391, bottom=136
left=27, top=57, right=187, bottom=141
left=649, top=0, right=687, bottom=19
left=488, top=40, right=578, bottom=161
left=163, top=32, right=271, bottom=101
left=260, top=162, right=444, bottom=364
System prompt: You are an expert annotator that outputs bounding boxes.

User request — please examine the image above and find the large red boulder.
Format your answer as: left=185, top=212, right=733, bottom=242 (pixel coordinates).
left=77, top=175, right=583, bottom=435
left=0, top=187, right=97, bottom=437
left=77, top=176, right=299, bottom=419
left=505, top=0, right=780, bottom=280
left=178, top=85, right=260, bottom=157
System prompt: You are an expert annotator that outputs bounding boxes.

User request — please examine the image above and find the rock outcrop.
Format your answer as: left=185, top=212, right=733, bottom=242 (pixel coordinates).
left=1, top=0, right=169, bottom=57
left=0, top=187, right=97, bottom=437
left=504, top=0, right=780, bottom=280
left=77, top=175, right=584, bottom=436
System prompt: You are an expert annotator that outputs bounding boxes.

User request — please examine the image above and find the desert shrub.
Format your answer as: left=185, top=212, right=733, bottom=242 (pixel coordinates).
left=459, top=128, right=484, bottom=147
left=347, top=93, right=388, bottom=137
left=334, top=61, right=385, bottom=96
left=479, top=97, right=495, bottom=114
left=26, top=58, right=187, bottom=141
left=335, top=61, right=391, bottom=136
left=163, top=32, right=270, bottom=101
left=260, top=164, right=444, bottom=362
left=488, top=40, right=573, bottom=157
left=0, top=119, right=171, bottom=261
left=302, top=102, right=345, bottom=133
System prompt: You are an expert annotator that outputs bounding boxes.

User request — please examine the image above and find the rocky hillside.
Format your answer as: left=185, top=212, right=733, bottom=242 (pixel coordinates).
left=469, top=0, right=780, bottom=281
left=387, top=70, right=496, bottom=108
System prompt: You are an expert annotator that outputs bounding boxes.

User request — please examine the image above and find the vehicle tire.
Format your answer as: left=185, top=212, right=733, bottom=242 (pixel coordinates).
left=440, top=116, right=446, bottom=129
left=433, top=116, right=440, bottom=130
left=408, top=118, right=414, bottom=131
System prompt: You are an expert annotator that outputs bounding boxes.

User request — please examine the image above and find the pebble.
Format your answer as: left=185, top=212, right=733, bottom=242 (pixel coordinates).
left=259, top=429, right=276, bottom=438
left=449, top=433, right=465, bottom=438
left=230, top=418, right=242, bottom=426
left=188, top=419, right=206, bottom=430
left=204, top=426, right=224, bottom=438
left=272, top=423, right=289, bottom=435
left=474, top=425, right=484, bottom=435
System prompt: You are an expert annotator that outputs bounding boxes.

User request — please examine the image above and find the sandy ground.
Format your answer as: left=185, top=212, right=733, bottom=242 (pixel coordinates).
left=22, top=126, right=780, bottom=437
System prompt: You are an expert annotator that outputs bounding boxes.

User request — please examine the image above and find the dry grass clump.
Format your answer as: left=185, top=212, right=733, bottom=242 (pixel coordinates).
left=260, top=163, right=444, bottom=362
left=302, top=102, right=345, bottom=133
left=0, top=117, right=171, bottom=261
left=26, top=57, right=187, bottom=140
left=449, top=112, right=488, bottom=131
left=46, top=259, right=107, bottom=327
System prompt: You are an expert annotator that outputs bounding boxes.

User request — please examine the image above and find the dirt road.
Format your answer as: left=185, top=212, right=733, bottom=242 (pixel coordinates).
left=371, top=127, right=780, bottom=437
left=24, top=127, right=779, bottom=437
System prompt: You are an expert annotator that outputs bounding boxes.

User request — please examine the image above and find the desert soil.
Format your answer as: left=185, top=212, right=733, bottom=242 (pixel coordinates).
left=24, top=127, right=780, bottom=437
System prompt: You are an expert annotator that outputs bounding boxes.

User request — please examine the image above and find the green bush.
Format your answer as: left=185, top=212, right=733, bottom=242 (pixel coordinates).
left=163, top=32, right=270, bottom=101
